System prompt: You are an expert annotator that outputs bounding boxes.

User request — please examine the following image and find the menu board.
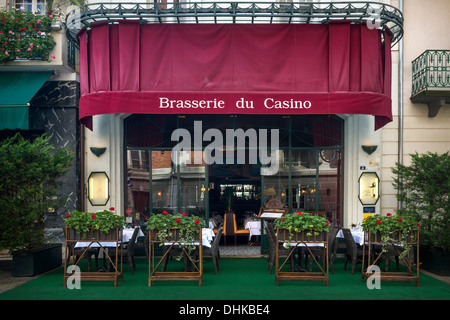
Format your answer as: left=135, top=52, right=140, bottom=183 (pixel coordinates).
left=256, top=208, right=289, bottom=220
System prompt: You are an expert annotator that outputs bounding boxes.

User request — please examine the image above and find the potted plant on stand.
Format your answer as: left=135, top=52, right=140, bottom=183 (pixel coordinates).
left=145, top=211, right=205, bottom=260
left=361, top=213, right=421, bottom=285
left=392, top=152, right=450, bottom=276
left=64, top=209, right=127, bottom=240
left=0, top=134, right=73, bottom=276
left=274, top=211, right=331, bottom=245
left=273, top=212, right=331, bottom=286
left=362, top=213, right=420, bottom=259
left=63, top=209, right=127, bottom=286
left=145, top=211, right=205, bottom=286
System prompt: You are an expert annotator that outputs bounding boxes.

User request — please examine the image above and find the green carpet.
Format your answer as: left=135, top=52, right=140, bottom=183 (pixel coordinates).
left=1, top=257, right=449, bottom=301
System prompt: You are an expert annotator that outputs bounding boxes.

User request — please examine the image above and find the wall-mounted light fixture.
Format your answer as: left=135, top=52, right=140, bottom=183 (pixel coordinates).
left=358, top=172, right=380, bottom=205
left=361, top=145, right=377, bottom=155
left=90, top=147, right=106, bottom=157
left=88, top=171, right=110, bottom=206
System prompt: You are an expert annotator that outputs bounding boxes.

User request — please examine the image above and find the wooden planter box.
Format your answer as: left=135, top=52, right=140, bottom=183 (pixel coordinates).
left=362, top=229, right=420, bottom=286
left=64, top=227, right=123, bottom=287
left=275, top=228, right=329, bottom=286
left=148, top=227, right=203, bottom=287
left=65, top=227, right=122, bottom=241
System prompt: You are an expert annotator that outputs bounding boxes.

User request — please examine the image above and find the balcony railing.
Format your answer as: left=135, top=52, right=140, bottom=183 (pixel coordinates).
left=411, top=50, right=450, bottom=117
left=412, top=50, right=450, bottom=96
left=65, top=1, right=403, bottom=50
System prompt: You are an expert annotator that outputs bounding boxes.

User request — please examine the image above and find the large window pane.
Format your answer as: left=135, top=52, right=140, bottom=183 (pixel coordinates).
left=317, top=149, right=342, bottom=226
left=151, top=150, right=177, bottom=214
left=126, top=149, right=150, bottom=225
left=178, top=151, right=206, bottom=218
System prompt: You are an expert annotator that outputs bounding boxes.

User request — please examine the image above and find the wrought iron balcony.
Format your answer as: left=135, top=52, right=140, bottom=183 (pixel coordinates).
left=411, top=50, right=450, bottom=117
left=65, top=1, right=403, bottom=50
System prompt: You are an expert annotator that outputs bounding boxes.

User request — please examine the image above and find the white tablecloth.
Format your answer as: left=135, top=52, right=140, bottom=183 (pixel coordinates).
left=336, top=229, right=365, bottom=246
left=245, top=220, right=261, bottom=240
left=74, top=227, right=145, bottom=248
left=164, top=228, right=215, bottom=248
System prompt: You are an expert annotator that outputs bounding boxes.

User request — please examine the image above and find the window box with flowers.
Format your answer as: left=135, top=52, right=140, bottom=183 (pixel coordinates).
left=63, top=209, right=127, bottom=287
left=273, top=212, right=331, bottom=286
left=361, top=213, right=420, bottom=286
left=145, top=211, right=205, bottom=286
left=0, top=9, right=56, bottom=64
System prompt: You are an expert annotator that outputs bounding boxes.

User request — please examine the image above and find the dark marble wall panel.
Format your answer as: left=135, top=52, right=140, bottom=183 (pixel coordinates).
left=29, top=81, right=80, bottom=242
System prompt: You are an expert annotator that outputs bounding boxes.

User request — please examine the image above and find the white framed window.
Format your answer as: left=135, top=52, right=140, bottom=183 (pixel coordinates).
left=14, top=0, right=47, bottom=14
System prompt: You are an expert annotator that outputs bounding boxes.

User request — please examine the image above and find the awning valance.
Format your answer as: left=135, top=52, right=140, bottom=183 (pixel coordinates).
left=79, top=23, right=392, bottom=130
left=0, top=72, right=52, bottom=130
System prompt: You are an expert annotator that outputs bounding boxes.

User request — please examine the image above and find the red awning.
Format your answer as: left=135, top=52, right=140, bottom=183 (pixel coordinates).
left=79, top=22, right=392, bottom=130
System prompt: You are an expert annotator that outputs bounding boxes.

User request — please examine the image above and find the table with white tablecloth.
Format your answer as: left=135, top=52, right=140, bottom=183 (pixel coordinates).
left=164, top=228, right=215, bottom=248
left=244, top=220, right=261, bottom=241
left=74, top=227, right=145, bottom=248
left=336, top=229, right=364, bottom=246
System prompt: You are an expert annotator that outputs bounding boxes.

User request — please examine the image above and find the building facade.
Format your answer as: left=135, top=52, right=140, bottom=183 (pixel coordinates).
left=1, top=0, right=449, bottom=246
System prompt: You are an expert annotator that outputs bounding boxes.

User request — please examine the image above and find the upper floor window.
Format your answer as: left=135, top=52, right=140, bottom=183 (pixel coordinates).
left=14, top=0, right=47, bottom=14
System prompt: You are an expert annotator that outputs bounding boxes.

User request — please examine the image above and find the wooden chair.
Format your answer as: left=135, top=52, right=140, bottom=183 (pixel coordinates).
left=108, top=226, right=140, bottom=274
left=203, top=226, right=223, bottom=275
left=305, top=227, right=339, bottom=274
left=223, top=212, right=250, bottom=246
left=343, top=228, right=368, bottom=274
left=264, top=222, right=295, bottom=274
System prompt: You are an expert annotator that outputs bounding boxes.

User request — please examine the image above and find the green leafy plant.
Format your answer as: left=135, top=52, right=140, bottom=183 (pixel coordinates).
left=362, top=213, right=420, bottom=258
left=0, top=9, right=56, bottom=64
left=274, top=211, right=331, bottom=246
left=0, top=133, right=73, bottom=252
left=392, top=152, right=449, bottom=251
left=145, top=211, right=205, bottom=260
left=65, top=209, right=127, bottom=234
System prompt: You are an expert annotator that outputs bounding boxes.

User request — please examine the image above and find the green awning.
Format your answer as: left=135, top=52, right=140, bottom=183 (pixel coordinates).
left=0, top=72, right=52, bottom=130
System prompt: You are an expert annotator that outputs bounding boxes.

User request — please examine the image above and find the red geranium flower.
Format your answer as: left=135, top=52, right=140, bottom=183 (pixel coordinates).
left=398, top=218, right=403, bottom=222
left=376, top=220, right=381, bottom=225
left=162, top=210, right=168, bottom=215
left=195, top=219, right=199, bottom=224
left=92, top=214, right=96, bottom=219
left=417, top=222, right=421, bottom=227
left=176, top=218, right=181, bottom=223
left=109, top=207, right=115, bottom=211
left=387, top=213, right=392, bottom=216
left=182, top=212, right=187, bottom=216
left=281, top=218, right=285, bottom=222
left=65, top=213, right=70, bottom=218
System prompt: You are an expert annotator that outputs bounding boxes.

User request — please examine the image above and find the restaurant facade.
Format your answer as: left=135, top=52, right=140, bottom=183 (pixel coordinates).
left=68, top=0, right=403, bottom=236
left=2, top=0, right=450, bottom=251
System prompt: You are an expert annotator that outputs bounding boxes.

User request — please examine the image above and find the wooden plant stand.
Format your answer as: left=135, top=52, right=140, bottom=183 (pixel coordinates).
left=148, top=227, right=203, bottom=287
left=64, top=227, right=123, bottom=287
left=275, top=228, right=329, bottom=286
left=361, top=229, right=420, bottom=286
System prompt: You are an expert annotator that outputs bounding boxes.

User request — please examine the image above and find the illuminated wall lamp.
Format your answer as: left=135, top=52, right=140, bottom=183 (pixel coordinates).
left=88, top=171, right=110, bottom=206
left=361, top=145, right=378, bottom=155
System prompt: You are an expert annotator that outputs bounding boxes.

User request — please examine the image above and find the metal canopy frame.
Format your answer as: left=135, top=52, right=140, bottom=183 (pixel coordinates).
left=65, top=1, right=403, bottom=49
